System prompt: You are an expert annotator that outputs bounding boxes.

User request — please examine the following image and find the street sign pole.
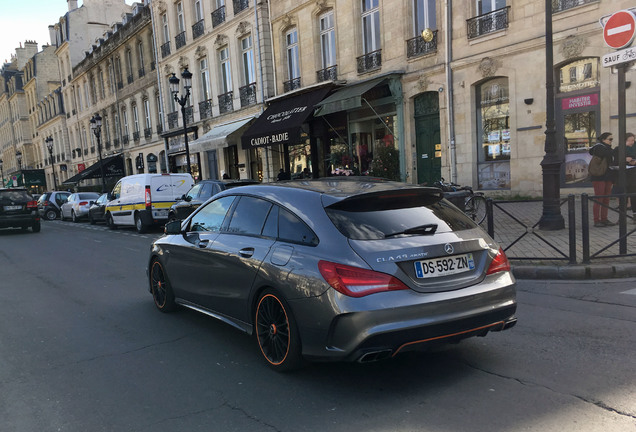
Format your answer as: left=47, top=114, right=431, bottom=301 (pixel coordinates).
left=617, top=64, right=627, bottom=253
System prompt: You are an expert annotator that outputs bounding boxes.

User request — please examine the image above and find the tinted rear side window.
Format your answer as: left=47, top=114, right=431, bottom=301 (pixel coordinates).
left=226, top=196, right=272, bottom=236
left=325, top=193, right=477, bottom=240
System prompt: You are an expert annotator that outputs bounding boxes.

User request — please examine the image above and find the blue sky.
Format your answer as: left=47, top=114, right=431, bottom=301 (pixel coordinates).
left=0, top=1, right=135, bottom=64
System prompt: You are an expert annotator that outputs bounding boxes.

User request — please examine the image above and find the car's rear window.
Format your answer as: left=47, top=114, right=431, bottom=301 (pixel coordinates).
left=324, top=191, right=477, bottom=240
left=0, top=191, right=31, bottom=203
left=78, top=193, right=99, bottom=200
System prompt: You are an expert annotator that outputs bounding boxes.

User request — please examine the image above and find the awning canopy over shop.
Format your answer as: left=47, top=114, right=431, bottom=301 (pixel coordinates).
left=62, top=154, right=125, bottom=185
left=313, top=77, right=386, bottom=117
left=189, top=116, right=255, bottom=153
left=241, top=86, right=332, bottom=150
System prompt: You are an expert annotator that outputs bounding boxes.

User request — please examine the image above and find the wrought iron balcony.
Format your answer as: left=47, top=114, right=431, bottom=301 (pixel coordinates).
left=127, top=74, right=134, bottom=84
left=91, top=147, right=95, bottom=154
left=113, top=138, right=120, bottom=147
left=316, top=65, right=338, bottom=82
left=467, top=6, right=509, bottom=39
left=407, top=30, right=438, bottom=58
left=144, top=127, right=152, bottom=138
left=552, top=0, right=596, bottom=13
left=150, top=61, right=156, bottom=71
left=185, top=106, right=194, bottom=124
left=193, top=19, right=205, bottom=39
left=138, top=67, right=145, bottom=78
left=175, top=32, right=186, bottom=50
left=104, top=141, right=111, bottom=149
left=239, top=83, right=257, bottom=107
left=117, top=81, right=123, bottom=90
left=357, top=49, right=382, bottom=74
left=218, top=92, right=234, bottom=114
left=122, top=135, right=129, bottom=145
left=168, top=112, right=179, bottom=129
left=283, top=77, right=301, bottom=93
left=212, top=6, right=226, bottom=28
left=133, top=131, right=140, bottom=141
left=199, top=99, right=214, bottom=119
left=156, top=124, right=163, bottom=135
left=160, top=41, right=171, bottom=58
left=233, top=0, right=249, bottom=15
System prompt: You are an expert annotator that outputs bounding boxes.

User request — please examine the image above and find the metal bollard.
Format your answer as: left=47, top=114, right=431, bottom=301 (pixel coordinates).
left=568, top=195, right=576, bottom=264
left=581, top=193, right=590, bottom=264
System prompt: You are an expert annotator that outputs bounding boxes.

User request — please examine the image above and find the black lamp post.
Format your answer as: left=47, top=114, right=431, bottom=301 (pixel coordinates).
left=169, top=68, right=193, bottom=175
left=0, top=159, right=4, bottom=187
left=45, top=136, right=58, bottom=190
left=90, top=113, right=107, bottom=193
left=539, top=0, right=565, bottom=230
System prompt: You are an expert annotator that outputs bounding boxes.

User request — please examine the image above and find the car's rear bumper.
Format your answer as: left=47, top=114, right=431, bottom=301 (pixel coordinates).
left=289, top=271, right=516, bottom=362
left=0, top=214, right=39, bottom=228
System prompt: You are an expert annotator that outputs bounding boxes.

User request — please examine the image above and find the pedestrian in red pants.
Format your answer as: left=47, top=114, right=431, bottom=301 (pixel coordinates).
left=589, top=132, right=616, bottom=227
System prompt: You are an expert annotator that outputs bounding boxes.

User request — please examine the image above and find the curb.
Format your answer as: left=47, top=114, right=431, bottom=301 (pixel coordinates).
left=512, top=263, right=636, bottom=280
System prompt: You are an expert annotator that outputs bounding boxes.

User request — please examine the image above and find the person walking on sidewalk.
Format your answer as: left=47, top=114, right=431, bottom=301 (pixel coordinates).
left=614, top=132, right=636, bottom=223
left=589, top=132, right=617, bottom=227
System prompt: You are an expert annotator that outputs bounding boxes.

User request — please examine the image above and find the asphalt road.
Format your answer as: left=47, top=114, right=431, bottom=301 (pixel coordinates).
left=1, top=221, right=635, bottom=432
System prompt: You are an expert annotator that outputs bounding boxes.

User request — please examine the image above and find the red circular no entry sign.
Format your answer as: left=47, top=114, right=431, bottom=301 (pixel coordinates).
left=604, top=10, right=636, bottom=49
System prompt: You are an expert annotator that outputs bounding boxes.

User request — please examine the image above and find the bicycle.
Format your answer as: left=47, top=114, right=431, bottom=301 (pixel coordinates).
left=432, top=178, right=488, bottom=225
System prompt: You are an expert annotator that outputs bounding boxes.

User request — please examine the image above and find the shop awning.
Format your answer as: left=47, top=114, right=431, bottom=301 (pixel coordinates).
left=241, top=86, right=332, bottom=149
left=62, top=154, right=125, bottom=185
left=314, top=77, right=386, bottom=117
left=189, top=116, right=255, bottom=153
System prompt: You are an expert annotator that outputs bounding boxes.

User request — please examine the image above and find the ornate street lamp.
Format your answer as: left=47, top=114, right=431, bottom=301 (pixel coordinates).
left=90, top=113, right=107, bottom=193
left=538, top=0, right=565, bottom=230
left=45, top=136, right=57, bottom=190
left=169, top=68, right=193, bottom=175
left=0, top=159, right=4, bottom=187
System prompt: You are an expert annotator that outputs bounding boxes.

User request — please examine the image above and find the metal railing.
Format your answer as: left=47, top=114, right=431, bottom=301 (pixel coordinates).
left=467, top=7, right=510, bottom=39
left=406, top=30, right=438, bottom=58
left=192, top=19, right=205, bottom=39
left=552, top=0, right=597, bottom=13
left=283, top=77, right=301, bottom=93
left=239, top=83, right=257, bottom=107
left=175, top=31, right=186, bottom=50
left=218, top=92, right=234, bottom=114
left=212, top=6, right=226, bottom=28
left=317, top=65, right=338, bottom=82
left=233, top=0, right=249, bottom=15
left=160, top=41, right=171, bottom=58
left=167, top=112, right=179, bottom=129
left=357, top=49, right=382, bottom=73
left=199, top=99, right=213, bottom=119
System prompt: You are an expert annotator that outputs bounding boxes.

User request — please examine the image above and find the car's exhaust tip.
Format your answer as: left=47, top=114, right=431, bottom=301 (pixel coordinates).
left=357, top=349, right=393, bottom=363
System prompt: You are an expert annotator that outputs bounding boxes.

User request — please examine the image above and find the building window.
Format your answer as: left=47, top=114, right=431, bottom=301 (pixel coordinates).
left=286, top=29, right=300, bottom=79
left=413, top=0, right=436, bottom=34
left=476, top=0, right=506, bottom=15
left=200, top=57, right=212, bottom=100
left=177, top=2, right=185, bottom=33
left=122, top=108, right=129, bottom=137
left=126, top=49, right=134, bottom=83
left=361, top=0, right=380, bottom=53
left=241, top=35, right=255, bottom=85
left=320, top=12, right=336, bottom=68
left=219, top=47, right=232, bottom=93
left=476, top=77, right=511, bottom=190
left=161, top=13, right=170, bottom=43
left=558, top=58, right=599, bottom=93
left=194, top=0, right=203, bottom=21
left=138, top=41, right=145, bottom=75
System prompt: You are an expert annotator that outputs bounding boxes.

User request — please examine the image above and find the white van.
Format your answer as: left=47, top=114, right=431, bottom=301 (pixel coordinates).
left=105, top=173, right=194, bottom=233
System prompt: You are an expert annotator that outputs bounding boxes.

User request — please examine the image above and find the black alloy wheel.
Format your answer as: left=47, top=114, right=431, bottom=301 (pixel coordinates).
left=44, top=209, right=57, bottom=220
left=149, top=259, right=176, bottom=312
left=255, top=290, right=302, bottom=372
left=106, top=213, right=117, bottom=230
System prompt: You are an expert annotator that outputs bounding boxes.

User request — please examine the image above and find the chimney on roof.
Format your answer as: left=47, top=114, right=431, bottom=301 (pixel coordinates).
left=68, top=0, right=78, bottom=11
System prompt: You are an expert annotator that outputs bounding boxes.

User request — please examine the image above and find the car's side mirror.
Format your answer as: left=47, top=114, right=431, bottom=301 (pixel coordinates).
left=164, top=219, right=183, bottom=235
left=107, top=193, right=114, bottom=201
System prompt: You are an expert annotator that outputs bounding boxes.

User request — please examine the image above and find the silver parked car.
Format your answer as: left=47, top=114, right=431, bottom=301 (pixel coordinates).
left=60, top=192, right=101, bottom=222
left=147, top=178, right=516, bottom=371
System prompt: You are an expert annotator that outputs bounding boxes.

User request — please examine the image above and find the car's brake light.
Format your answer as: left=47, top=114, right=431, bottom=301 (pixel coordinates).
left=486, top=248, right=511, bottom=275
left=79, top=201, right=89, bottom=206
left=26, top=201, right=38, bottom=209
left=318, top=260, right=409, bottom=298
left=43, top=200, right=50, bottom=206
left=145, top=186, right=151, bottom=209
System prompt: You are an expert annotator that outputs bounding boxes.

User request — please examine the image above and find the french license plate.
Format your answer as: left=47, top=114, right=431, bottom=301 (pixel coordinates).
left=414, top=253, right=475, bottom=278
left=154, top=209, right=168, bottom=218
left=3, top=205, right=22, bottom=211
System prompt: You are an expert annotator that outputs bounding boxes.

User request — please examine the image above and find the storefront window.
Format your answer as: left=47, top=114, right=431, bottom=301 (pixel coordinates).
left=558, top=58, right=599, bottom=93
left=477, top=77, right=510, bottom=189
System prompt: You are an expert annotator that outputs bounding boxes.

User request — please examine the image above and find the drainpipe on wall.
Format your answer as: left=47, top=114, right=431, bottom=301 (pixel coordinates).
left=254, top=0, right=270, bottom=181
left=445, top=0, right=457, bottom=184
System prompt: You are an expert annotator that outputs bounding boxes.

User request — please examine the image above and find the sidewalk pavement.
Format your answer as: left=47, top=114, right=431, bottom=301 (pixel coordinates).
left=486, top=198, right=636, bottom=280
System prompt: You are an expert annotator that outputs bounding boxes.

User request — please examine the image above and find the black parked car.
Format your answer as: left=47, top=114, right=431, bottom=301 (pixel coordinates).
left=168, top=179, right=259, bottom=221
left=88, top=193, right=109, bottom=224
left=0, top=188, right=41, bottom=233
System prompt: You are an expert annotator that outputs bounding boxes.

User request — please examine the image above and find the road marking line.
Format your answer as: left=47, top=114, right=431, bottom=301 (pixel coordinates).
left=621, top=288, right=636, bottom=295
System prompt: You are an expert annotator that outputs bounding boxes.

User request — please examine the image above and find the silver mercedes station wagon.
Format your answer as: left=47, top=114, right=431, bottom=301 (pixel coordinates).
left=147, top=178, right=516, bottom=371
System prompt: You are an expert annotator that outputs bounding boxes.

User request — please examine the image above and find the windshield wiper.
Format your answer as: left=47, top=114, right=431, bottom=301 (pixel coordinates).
left=384, top=224, right=438, bottom=238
